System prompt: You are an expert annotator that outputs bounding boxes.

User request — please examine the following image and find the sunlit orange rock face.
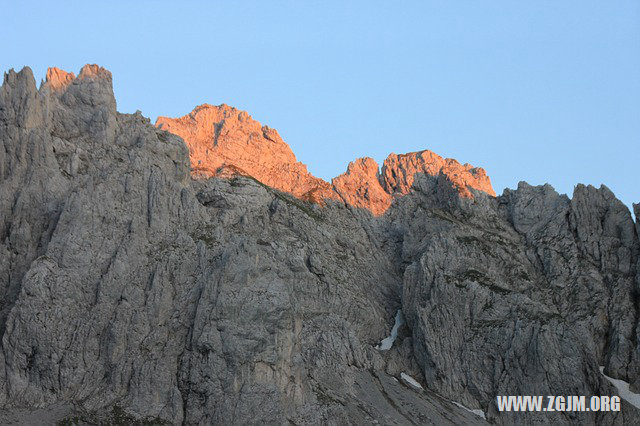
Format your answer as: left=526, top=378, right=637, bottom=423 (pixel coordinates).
left=45, top=67, right=75, bottom=91
left=332, top=157, right=392, bottom=214
left=156, top=104, right=495, bottom=215
left=330, top=151, right=496, bottom=215
left=381, top=151, right=496, bottom=198
left=156, top=104, right=336, bottom=203
left=45, top=65, right=113, bottom=92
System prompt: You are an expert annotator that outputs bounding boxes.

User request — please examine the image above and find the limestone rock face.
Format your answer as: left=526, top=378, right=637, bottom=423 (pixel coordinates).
left=381, top=150, right=496, bottom=198
left=157, top=105, right=496, bottom=215
left=0, top=65, right=638, bottom=425
left=1, top=64, right=192, bottom=422
left=332, top=157, right=392, bottom=215
left=0, top=66, right=488, bottom=424
left=385, top=177, right=639, bottom=424
left=156, top=104, right=336, bottom=204
left=331, top=150, right=496, bottom=215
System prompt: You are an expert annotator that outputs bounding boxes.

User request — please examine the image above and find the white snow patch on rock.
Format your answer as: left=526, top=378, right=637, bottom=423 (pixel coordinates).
left=400, top=373, right=423, bottom=390
left=452, top=401, right=486, bottom=420
left=600, top=366, right=640, bottom=409
left=376, top=310, right=404, bottom=350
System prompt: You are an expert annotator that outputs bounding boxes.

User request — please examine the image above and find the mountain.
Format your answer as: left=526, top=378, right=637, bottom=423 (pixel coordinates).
left=156, top=104, right=495, bottom=215
left=0, top=65, right=638, bottom=425
left=156, top=104, right=336, bottom=204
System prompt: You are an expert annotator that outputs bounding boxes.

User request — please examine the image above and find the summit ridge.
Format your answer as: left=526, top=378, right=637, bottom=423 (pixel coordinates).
left=156, top=104, right=495, bottom=215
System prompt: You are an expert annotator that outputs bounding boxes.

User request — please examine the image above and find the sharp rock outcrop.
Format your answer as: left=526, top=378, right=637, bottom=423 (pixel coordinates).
left=156, top=104, right=336, bottom=204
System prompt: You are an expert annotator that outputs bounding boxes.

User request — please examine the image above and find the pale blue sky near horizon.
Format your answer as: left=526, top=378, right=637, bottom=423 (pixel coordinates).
left=2, top=1, right=639, bottom=211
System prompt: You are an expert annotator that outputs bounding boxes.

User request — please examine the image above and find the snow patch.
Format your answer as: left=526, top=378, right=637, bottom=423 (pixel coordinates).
left=452, top=401, right=486, bottom=420
left=600, top=366, right=640, bottom=409
left=376, top=310, right=404, bottom=350
left=396, top=371, right=486, bottom=419
left=400, top=372, right=423, bottom=390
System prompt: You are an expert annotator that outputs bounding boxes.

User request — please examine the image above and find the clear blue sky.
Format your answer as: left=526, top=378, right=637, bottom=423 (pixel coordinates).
left=2, top=1, right=639, bottom=211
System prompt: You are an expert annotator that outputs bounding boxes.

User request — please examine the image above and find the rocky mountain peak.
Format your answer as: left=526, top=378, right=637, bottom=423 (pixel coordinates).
left=157, top=104, right=496, bottom=215
left=39, top=65, right=117, bottom=143
left=381, top=150, right=496, bottom=198
left=45, top=67, right=75, bottom=91
left=77, top=63, right=112, bottom=80
left=332, top=157, right=392, bottom=215
left=156, top=104, right=336, bottom=203
left=43, top=64, right=113, bottom=92
left=2, top=66, right=36, bottom=92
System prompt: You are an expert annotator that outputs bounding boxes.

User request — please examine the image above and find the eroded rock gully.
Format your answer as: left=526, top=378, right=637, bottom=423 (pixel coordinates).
left=0, top=65, right=638, bottom=425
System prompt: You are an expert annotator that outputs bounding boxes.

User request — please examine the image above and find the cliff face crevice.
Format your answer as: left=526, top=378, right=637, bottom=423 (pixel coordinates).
left=0, top=65, right=638, bottom=425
